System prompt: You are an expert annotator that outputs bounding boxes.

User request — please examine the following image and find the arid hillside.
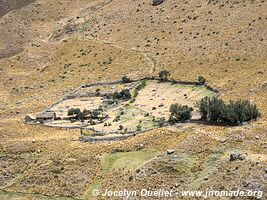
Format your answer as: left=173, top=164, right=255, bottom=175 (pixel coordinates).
left=0, top=0, right=266, bottom=199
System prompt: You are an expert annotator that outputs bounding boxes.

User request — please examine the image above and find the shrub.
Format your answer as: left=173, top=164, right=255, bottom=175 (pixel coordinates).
left=67, top=108, right=86, bottom=121
left=198, top=76, right=206, bottom=85
left=196, top=97, right=261, bottom=125
left=77, top=111, right=85, bottom=122
left=158, top=117, right=166, bottom=127
left=114, top=115, right=120, bottom=122
left=68, top=108, right=81, bottom=116
left=96, top=88, right=101, bottom=95
left=113, top=89, right=131, bottom=101
left=169, top=103, right=193, bottom=124
left=119, top=125, right=124, bottom=130
left=136, top=123, right=142, bottom=132
left=122, top=76, right=132, bottom=83
left=91, top=109, right=101, bottom=119
left=159, top=70, right=171, bottom=81
left=121, top=89, right=131, bottom=100
left=133, top=80, right=147, bottom=98
left=67, top=107, right=104, bottom=122
left=83, top=109, right=91, bottom=116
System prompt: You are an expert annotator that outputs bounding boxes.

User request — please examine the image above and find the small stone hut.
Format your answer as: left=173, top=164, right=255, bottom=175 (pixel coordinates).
left=24, top=115, right=36, bottom=123
left=36, top=112, right=56, bottom=121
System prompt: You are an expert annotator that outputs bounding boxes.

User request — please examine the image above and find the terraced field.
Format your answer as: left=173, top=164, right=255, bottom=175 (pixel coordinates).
left=30, top=79, right=216, bottom=134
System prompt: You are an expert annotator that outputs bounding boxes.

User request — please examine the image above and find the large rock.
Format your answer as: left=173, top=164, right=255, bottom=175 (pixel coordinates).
left=167, top=149, right=175, bottom=154
left=152, top=0, right=164, bottom=6
left=229, top=151, right=245, bottom=161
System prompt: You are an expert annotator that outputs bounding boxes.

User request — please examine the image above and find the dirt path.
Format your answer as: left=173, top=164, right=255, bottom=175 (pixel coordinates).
left=83, top=36, right=157, bottom=75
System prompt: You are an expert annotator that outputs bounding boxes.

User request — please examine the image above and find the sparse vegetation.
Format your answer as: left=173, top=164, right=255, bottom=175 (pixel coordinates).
left=136, top=121, right=142, bottom=131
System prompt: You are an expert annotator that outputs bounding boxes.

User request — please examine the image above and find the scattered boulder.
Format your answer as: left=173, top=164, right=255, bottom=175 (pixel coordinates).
left=152, top=0, right=164, bottom=6
left=158, top=103, right=164, bottom=107
left=167, top=149, right=175, bottom=154
left=220, top=138, right=227, bottom=143
left=229, top=151, right=245, bottom=161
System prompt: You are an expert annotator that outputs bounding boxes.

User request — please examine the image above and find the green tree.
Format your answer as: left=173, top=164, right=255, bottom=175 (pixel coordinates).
left=159, top=70, right=171, bottom=81
left=169, top=103, right=193, bottom=124
left=222, top=100, right=261, bottom=125
left=196, top=97, right=261, bottom=125
left=113, top=89, right=131, bottom=101
left=68, top=108, right=81, bottom=116
left=198, top=76, right=206, bottom=85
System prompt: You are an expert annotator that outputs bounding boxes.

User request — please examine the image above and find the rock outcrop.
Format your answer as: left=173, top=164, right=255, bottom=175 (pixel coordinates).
left=152, top=0, right=164, bottom=6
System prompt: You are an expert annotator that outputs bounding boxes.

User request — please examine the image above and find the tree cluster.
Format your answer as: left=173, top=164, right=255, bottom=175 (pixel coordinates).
left=168, top=103, right=193, bottom=124
left=196, top=96, right=261, bottom=125
left=112, top=89, right=131, bottom=101
left=67, top=107, right=104, bottom=122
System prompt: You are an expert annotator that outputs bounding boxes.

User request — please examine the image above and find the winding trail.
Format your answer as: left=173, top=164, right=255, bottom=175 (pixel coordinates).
left=83, top=36, right=157, bottom=75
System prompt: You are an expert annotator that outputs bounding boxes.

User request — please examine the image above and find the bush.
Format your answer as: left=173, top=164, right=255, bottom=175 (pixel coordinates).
left=158, top=117, right=166, bottom=127
left=68, top=108, right=86, bottom=121
left=113, top=89, right=131, bottom=101
left=169, top=103, right=193, bottom=124
left=113, top=115, right=120, bottom=122
left=68, top=108, right=81, bottom=116
left=122, top=76, right=132, bottom=83
left=119, top=125, right=124, bottom=130
left=133, top=80, right=147, bottom=98
left=77, top=111, right=85, bottom=122
left=96, top=88, right=101, bottom=95
left=159, top=70, right=171, bottom=81
left=136, top=123, right=142, bottom=131
left=196, top=97, right=261, bottom=125
left=198, top=76, right=206, bottom=85
left=67, top=107, right=104, bottom=122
